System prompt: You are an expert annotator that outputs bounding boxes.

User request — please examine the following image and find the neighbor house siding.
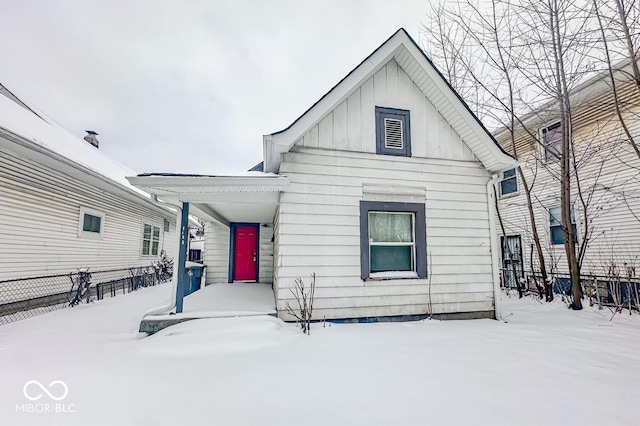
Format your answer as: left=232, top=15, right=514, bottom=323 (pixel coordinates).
left=275, top=147, right=495, bottom=320
left=0, top=147, right=176, bottom=283
left=496, top=91, right=640, bottom=276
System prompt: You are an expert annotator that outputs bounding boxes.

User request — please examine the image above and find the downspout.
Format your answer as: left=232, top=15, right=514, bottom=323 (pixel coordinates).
left=486, top=174, right=503, bottom=321
left=141, top=194, right=182, bottom=317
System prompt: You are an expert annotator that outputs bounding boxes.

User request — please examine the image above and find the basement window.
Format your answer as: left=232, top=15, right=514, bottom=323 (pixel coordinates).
left=78, top=207, right=104, bottom=239
left=375, top=107, right=411, bottom=157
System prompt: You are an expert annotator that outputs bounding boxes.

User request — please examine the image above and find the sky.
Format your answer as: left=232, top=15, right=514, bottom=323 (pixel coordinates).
left=0, top=0, right=430, bottom=175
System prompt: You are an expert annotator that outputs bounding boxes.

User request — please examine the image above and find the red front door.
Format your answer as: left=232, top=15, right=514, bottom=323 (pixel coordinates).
left=233, top=225, right=258, bottom=281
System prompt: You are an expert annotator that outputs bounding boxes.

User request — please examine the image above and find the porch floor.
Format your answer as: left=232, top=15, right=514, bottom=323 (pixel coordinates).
left=139, top=282, right=276, bottom=334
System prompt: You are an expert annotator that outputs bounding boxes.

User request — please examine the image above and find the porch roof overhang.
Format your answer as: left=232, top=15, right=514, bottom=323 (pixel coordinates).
left=126, top=173, right=289, bottom=226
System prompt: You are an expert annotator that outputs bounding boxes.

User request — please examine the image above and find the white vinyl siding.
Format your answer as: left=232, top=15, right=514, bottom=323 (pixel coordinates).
left=203, top=221, right=230, bottom=284
left=0, top=147, right=176, bottom=282
left=496, top=99, right=640, bottom=277
left=275, top=147, right=494, bottom=320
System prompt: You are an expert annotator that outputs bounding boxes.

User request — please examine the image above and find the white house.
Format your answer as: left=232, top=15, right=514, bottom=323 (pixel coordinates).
left=0, top=84, right=177, bottom=291
left=129, top=29, right=517, bottom=323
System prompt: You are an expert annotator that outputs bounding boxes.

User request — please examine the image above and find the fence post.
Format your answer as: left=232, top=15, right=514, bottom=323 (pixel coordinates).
left=594, top=277, right=602, bottom=310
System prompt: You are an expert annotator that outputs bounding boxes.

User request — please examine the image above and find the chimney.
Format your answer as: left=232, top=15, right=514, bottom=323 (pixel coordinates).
left=84, top=130, right=99, bottom=148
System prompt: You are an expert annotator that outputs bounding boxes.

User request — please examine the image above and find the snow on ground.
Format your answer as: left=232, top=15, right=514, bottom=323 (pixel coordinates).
left=1, top=284, right=638, bottom=426
left=182, top=282, right=276, bottom=316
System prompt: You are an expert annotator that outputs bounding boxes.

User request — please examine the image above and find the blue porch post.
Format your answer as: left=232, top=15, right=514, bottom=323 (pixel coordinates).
left=175, top=202, right=189, bottom=313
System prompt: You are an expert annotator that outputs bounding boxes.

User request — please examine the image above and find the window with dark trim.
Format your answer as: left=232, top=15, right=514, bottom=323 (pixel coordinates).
left=359, top=201, right=426, bottom=279
left=500, top=168, right=518, bottom=197
left=375, top=107, right=411, bottom=157
left=549, top=206, right=576, bottom=245
left=83, top=214, right=101, bottom=233
left=541, top=122, right=561, bottom=162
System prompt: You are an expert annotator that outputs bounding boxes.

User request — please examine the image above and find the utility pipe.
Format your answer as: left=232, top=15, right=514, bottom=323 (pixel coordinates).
left=486, top=174, right=503, bottom=321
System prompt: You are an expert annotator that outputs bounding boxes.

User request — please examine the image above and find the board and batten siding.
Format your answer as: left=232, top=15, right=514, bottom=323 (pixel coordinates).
left=275, top=147, right=495, bottom=320
left=297, top=59, right=477, bottom=163
left=0, top=147, right=177, bottom=286
left=203, top=221, right=274, bottom=285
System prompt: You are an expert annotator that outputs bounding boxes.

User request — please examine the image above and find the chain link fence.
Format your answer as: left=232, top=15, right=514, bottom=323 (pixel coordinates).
left=501, top=268, right=640, bottom=311
left=0, top=266, right=172, bottom=326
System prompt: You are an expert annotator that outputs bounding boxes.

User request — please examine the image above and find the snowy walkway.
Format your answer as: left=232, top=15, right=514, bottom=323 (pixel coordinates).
left=138, top=282, right=276, bottom=334
left=183, top=282, right=276, bottom=316
left=1, top=284, right=638, bottom=426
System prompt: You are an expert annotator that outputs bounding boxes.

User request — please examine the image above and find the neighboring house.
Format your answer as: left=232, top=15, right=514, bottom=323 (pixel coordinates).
left=189, top=225, right=205, bottom=262
left=494, top=61, right=640, bottom=283
left=0, top=84, right=177, bottom=288
left=129, top=29, right=517, bottom=321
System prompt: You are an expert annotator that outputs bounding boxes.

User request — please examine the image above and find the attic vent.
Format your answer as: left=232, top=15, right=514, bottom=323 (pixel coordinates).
left=375, top=106, right=411, bottom=157
left=384, top=118, right=403, bottom=149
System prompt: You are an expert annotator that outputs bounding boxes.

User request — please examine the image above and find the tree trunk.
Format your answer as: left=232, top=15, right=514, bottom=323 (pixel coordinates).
left=550, top=0, right=582, bottom=309
left=518, top=168, right=552, bottom=301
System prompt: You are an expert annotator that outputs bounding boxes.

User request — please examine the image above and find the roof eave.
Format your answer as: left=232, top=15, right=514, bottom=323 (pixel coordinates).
left=127, top=174, right=289, bottom=191
left=263, top=28, right=515, bottom=173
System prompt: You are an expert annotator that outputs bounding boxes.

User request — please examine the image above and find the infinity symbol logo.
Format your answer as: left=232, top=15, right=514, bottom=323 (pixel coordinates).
left=23, top=380, right=68, bottom=401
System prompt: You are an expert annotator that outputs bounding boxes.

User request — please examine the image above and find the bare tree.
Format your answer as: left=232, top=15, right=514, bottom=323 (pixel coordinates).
left=593, top=0, right=640, bottom=160
left=423, top=0, right=555, bottom=300
left=423, top=0, right=629, bottom=309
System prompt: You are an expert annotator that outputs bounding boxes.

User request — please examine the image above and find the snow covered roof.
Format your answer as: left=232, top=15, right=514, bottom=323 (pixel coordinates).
left=136, top=171, right=280, bottom=178
left=0, top=87, right=146, bottom=197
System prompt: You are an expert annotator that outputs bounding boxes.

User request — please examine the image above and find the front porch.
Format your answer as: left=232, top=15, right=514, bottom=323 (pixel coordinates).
left=139, top=282, right=276, bottom=335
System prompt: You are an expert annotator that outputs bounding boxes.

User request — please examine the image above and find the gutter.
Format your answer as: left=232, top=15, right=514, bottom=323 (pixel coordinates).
left=486, top=174, right=503, bottom=321
left=140, top=194, right=183, bottom=318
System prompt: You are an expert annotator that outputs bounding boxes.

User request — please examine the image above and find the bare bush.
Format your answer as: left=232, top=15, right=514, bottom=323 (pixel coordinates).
left=284, top=273, right=316, bottom=335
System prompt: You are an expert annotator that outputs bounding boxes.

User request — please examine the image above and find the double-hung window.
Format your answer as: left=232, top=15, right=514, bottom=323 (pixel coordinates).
left=549, top=207, right=576, bottom=245
left=360, top=201, right=427, bottom=279
left=142, top=224, right=160, bottom=256
left=541, top=122, right=561, bottom=162
left=369, top=212, right=415, bottom=273
left=500, top=168, right=518, bottom=197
